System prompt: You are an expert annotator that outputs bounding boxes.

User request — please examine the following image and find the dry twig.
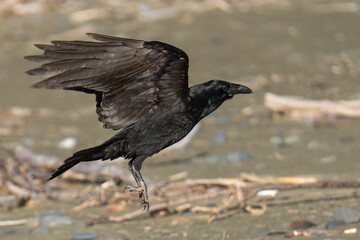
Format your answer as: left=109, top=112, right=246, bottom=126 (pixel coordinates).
left=87, top=180, right=360, bottom=224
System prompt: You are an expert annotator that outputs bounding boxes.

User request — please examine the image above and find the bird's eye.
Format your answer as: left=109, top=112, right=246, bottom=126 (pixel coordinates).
left=221, top=84, right=228, bottom=91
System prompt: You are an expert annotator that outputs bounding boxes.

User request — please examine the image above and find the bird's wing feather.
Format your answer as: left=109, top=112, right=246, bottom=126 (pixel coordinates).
left=26, top=33, right=189, bottom=130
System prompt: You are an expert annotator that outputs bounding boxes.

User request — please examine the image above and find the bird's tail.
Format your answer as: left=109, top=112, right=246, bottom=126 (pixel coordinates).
left=48, top=143, right=111, bottom=180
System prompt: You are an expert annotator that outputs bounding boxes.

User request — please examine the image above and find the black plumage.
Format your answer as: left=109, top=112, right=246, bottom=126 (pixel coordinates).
left=26, top=33, right=252, bottom=210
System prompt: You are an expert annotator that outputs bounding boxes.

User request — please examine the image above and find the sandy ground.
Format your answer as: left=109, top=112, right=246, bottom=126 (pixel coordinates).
left=1, top=0, right=360, bottom=239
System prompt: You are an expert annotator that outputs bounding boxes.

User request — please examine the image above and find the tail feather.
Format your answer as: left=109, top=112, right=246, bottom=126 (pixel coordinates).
left=48, top=156, right=82, bottom=180
left=48, top=144, right=107, bottom=180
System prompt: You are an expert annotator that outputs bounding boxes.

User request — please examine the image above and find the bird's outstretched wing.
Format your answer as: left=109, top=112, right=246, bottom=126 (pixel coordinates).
left=26, top=33, right=189, bottom=130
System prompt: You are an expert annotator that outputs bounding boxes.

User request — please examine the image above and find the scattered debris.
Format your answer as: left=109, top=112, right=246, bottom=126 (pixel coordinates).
left=1, top=144, right=360, bottom=228
left=293, top=227, right=356, bottom=237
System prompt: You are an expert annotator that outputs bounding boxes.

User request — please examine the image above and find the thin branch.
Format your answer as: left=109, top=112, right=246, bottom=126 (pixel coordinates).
left=87, top=188, right=234, bottom=224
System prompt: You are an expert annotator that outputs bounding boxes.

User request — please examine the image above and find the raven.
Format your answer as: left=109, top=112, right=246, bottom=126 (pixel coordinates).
left=25, top=33, right=252, bottom=210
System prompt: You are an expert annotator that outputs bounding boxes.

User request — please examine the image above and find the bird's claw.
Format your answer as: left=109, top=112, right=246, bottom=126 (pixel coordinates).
left=124, top=185, right=139, bottom=192
left=125, top=184, right=149, bottom=211
left=141, top=198, right=149, bottom=211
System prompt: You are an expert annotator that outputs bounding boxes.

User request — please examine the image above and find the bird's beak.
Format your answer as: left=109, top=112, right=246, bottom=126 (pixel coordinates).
left=229, top=84, right=253, bottom=95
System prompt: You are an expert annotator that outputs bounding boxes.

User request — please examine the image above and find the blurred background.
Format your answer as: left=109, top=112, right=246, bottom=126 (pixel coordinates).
left=0, top=0, right=360, bottom=239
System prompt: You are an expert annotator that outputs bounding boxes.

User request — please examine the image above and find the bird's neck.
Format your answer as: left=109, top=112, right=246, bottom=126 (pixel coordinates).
left=188, top=85, right=226, bottom=120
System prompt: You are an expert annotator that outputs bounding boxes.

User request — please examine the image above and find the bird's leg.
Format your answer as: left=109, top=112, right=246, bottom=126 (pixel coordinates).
left=125, top=160, right=140, bottom=192
left=125, top=160, right=149, bottom=210
left=134, top=168, right=149, bottom=210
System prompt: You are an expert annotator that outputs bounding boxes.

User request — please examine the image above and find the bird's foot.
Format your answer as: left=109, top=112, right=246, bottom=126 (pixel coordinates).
left=125, top=184, right=149, bottom=211
left=124, top=185, right=141, bottom=192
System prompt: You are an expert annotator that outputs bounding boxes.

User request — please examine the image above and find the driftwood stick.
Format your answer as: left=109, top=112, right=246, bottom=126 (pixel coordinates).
left=264, top=92, right=360, bottom=120
left=4, top=181, right=40, bottom=199
left=166, top=178, right=248, bottom=188
left=157, top=178, right=247, bottom=196
left=4, top=161, right=31, bottom=189
left=12, top=145, right=60, bottom=169
left=0, top=218, right=28, bottom=227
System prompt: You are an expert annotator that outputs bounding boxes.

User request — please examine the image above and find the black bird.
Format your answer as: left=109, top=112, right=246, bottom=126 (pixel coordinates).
left=25, top=33, right=252, bottom=210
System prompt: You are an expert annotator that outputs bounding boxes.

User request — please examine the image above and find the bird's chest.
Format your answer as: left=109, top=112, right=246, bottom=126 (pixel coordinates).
left=127, top=112, right=195, bottom=155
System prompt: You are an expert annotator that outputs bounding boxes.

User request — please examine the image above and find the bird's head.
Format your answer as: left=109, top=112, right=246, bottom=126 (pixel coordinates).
left=189, top=80, right=252, bottom=119
left=209, top=80, right=252, bottom=99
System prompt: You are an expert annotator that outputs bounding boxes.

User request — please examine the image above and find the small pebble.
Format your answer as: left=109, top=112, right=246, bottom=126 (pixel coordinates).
left=39, top=211, right=62, bottom=221
left=339, top=136, right=354, bottom=143
left=194, top=152, right=251, bottom=164
left=334, top=207, right=360, bottom=223
left=257, top=189, right=278, bottom=197
left=72, top=233, right=98, bottom=240
left=315, top=233, right=327, bottom=237
left=303, top=119, right=314, bottom=126
left=43, top=215, right=72, bottom=227
left=212, top=133, right=227, bottom=143
left=193, top=154, right=220, bottom=163
left=209, top=114, right=230, bottom=123
left=146, top=231, right=155, bottom=238
left=107, top=233, right=130, bottom=240
left=270, top=136, right=283, bottom=145
left=9, top=106, right=33, bottom=117
left=21, top=137, right=36, bottom=145
left=5, top=230, right=16, bottom=235
left=0, top=195, right=17, bottom=207
left=12, top=2, right=44, bottom=15
left=58, top=137, right=77, bottom=149
left=307, top=140, right=326, bottom=149
left=180, top=211, right=196, bottom=216
left=284, top=135, right=300, bottom=144
left=325, top=219, right=346, bottom=229
left=267, top=231, right=287, bottom=236
left=320, top=155, right=337, bottom=164
left=33, top=227, right=49, bottom=233
left=40, top=211, right=72, bottom=227
left=0, top=128, right=12, bottom=136
left=26, top=217, right=40, bottom=228
left=289, top=220, right=316, bottom=229
left=179, top=146, right=188, bottom=153
left=74, top=223, right=87, bottom=229
left=225, top=151, right=252, bottom=162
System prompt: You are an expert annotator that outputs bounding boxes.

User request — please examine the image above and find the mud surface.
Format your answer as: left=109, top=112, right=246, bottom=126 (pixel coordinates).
left=1, top=0, right=360, bottom=239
